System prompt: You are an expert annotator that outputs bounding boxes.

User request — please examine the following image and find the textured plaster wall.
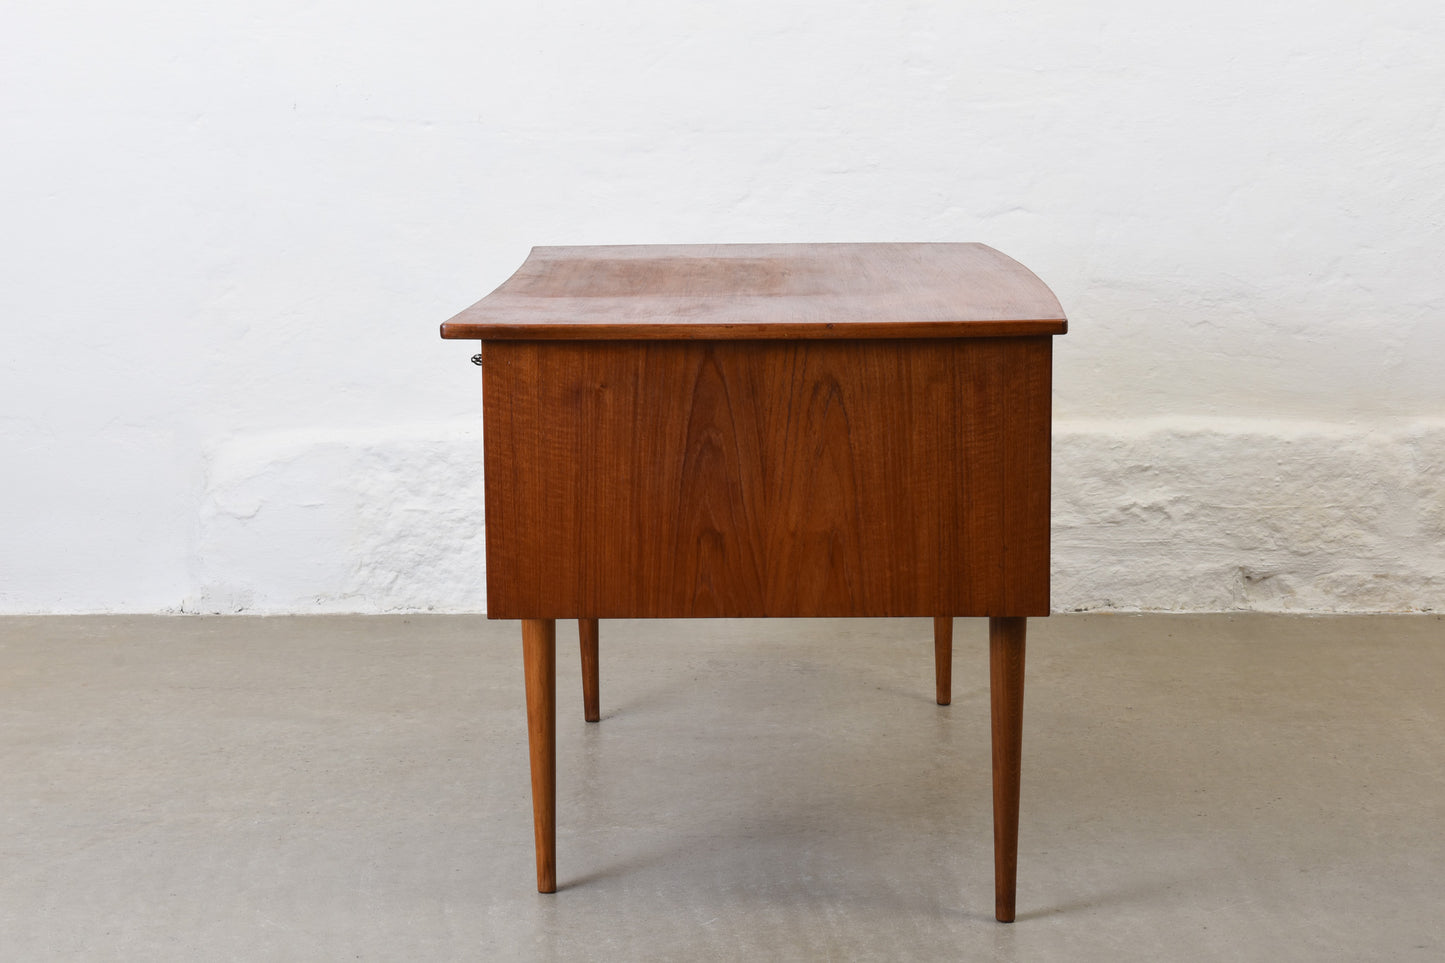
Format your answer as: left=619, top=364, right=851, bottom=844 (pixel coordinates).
left=3, top=1, right=1442, bottom=613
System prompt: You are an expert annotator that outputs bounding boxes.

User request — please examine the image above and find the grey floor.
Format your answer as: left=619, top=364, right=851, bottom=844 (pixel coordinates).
left=1, top=614, right=1441, bottom=961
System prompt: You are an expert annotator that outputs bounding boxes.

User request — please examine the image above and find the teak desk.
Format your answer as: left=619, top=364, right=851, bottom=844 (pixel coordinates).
left=441, top=243, right=1067, bottom=922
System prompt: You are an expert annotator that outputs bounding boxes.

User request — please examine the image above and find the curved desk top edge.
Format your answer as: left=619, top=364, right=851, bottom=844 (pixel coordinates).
left=441, top=242, right=1067, bottom=341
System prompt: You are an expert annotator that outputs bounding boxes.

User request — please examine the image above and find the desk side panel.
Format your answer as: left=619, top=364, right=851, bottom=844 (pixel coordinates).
left=482, top=339, right=1051, bottom=619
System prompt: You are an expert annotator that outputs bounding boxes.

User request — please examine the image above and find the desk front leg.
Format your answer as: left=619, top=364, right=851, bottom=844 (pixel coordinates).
left=522, top=618, right=557, bottom=893
left=989, top=616, right=1026, bottom=922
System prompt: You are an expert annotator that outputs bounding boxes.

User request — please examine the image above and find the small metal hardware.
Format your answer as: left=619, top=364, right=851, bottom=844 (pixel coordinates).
left=470, top=353, right=484, bottom=366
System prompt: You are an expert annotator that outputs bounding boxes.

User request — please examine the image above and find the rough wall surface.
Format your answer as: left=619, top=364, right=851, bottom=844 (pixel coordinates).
left=1053, top=419, right=1445, bottom=613
left=3, top=1, right=1442, bottom=613
left=189, top=425, right=486, bottom=615
left=179, top=418, right=1444, bottom=615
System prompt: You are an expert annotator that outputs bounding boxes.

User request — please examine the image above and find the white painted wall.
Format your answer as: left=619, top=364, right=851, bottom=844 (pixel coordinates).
left=3, top=1, right=1441, bottom=614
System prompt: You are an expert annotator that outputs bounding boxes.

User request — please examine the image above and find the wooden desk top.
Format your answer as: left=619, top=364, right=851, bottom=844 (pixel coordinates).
left=441, top=243, right=1066, bottom=341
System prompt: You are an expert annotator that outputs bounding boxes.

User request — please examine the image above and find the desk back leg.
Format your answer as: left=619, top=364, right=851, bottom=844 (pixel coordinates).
left=579, top=618, right=600, bottom=722
left=989, top=615, right=1027, bottom=922
left=933, top=616, right=953, bottom=705
left=522, top=618, right=557, bottom=893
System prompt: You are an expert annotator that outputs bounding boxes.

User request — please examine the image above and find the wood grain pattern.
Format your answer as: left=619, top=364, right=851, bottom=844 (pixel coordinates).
left=442, top=244, right=1066, bottom=341
left=521, top=618, right=556, bottom=893
left=989, top=616, right=1026, bottom=923
left=483, top=338, right=1052, bottom=619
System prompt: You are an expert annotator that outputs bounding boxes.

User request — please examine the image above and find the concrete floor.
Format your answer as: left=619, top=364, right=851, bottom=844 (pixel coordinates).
left=1, top=614, right=1441, bottom=961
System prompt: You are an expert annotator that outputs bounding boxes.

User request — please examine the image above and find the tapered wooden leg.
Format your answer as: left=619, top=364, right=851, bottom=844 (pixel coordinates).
left=579, top=618, right=600, bottom=723
left=933, top=616, right=953, bottom=705
left=989, top=616, right=1026, bottom=923
left=522, top=618, right=556, bottom=893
